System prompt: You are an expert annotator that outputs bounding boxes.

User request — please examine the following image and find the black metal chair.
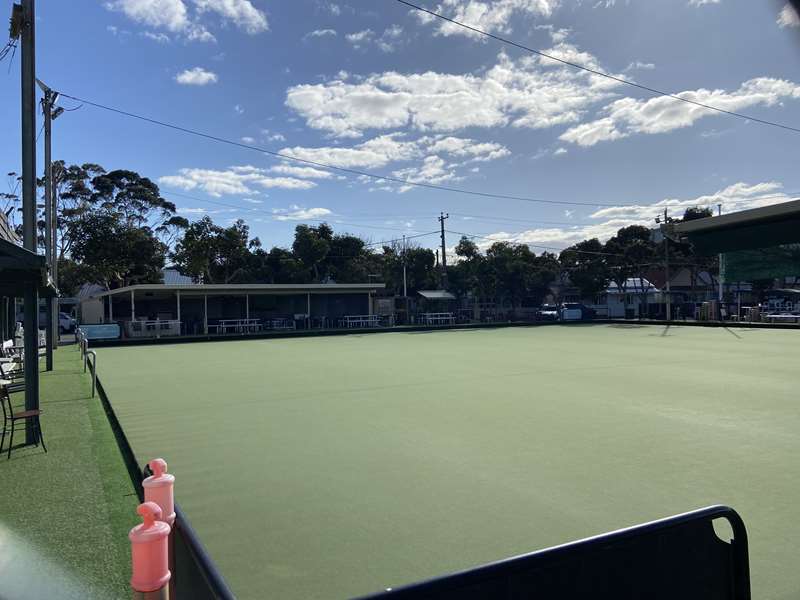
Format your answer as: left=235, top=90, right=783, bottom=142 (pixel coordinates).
left=0, top=384, right=46, bottom=459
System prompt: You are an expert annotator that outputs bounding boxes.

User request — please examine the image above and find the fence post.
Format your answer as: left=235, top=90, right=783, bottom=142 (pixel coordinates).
left=86, top=350, right=97, bottom=397
left=130, top=501, right=171, bottom=599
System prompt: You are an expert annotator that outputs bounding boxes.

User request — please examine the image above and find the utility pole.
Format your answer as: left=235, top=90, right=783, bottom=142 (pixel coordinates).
left=19, top=0, right=40, bottom=444
left=438, top=212, right=449, bottom=289
left=663, top=208, right=671, bottom=322
left=37, top=80, right=62, bottom=372
left=41, top=85, right=53, bottom=371
left=717, top=204, right=724, bottom=304
left=402, top=235, right=407, bottom=298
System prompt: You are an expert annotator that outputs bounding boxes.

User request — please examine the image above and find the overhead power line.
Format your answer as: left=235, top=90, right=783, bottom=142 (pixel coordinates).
left=160, top=187, right=441, bottom=238
left=58, top=90, right=632, bottom=208
left=397, top=0, right=800, bottom=135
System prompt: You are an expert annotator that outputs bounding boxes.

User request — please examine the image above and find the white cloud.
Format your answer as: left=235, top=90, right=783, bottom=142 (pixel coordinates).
left=105, top=0, right=266, bottom=42
left=240, top=136, right=256, bottom=143
left=345, top=28, right=374, bottom=47
left=624, top=61, right=655, bottom=72
left=175, top=67, right=218, bottom=85
left=193, top=0, right=268, bottom=34
left=272, top=206, right=333, bottom=221
left=234, top=104, right=245, bottom=115
left=393, top=155, right=459, bottom=191
left=105, top=0, right=189, bottom=32
left=471, top=182, right=794, bottom=250
left=326, top=3, right=342, bottom=16
left=553, top=147, right=567, bottom=155
left=159, top=166, right=316, bottom=196
left=285, top=49, right=621, bottom=138
left=141, top=30, right=170, bottom=42
left=778, top=3, right=800, bottom=27
left=414, top=0, right=559, bottom=37
left=280, top=133, right=509, bottom=172
left=560, top=77, right=800, bottom=146
left=688, top=0, right=720, bottom=5
left=345, top=27, right=405, bottom=52
left=305, top=28, right=337, bottom=38
left=269, top=165, right=335, bottom=179
left=242, top=198, right=263, bottom=204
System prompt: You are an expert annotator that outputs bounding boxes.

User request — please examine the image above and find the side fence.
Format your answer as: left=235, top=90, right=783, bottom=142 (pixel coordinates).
left=78, top=330, right=235, bottom=600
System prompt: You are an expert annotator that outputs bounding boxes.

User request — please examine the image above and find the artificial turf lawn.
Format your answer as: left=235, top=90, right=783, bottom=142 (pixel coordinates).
left=0, top=346, right=139, bottom=600
left=97, top=324, right=799, bottom=599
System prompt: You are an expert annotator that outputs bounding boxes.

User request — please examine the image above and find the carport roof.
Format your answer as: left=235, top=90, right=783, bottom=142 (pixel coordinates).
left=92, top=282, right=385, bottom=298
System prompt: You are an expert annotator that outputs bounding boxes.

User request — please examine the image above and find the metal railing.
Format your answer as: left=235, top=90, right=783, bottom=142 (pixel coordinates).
left=84, top=350, right=97, bottom=397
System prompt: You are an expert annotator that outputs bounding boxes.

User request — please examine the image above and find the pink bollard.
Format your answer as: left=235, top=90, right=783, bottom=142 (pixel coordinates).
left=130, top=502, right=171, bottom=595
left=143, top=458, right=175, bottom=526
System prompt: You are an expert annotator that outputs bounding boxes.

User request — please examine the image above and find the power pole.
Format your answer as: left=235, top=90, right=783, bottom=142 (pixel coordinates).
left=663, top=208, right=671, bottom=322
left=717, top=204, right=724, bottom=304
left=402, top=235, right=407, bottom=298
left=438, top=212, right=449, bottom=289
left=19, top=0, right=40, bottom=444
left=37, top=80, right=62, bottom=372
left=41, top=85, right=53, bottom=371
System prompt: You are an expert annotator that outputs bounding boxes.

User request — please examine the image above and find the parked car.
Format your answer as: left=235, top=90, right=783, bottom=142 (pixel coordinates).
left=59, top=312, right=76, bottom=333
left=536, top=304, right=560, bottom=321
left=560, top=303, right=595, bottom=321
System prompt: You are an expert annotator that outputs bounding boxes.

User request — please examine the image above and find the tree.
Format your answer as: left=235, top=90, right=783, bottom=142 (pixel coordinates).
left=90, top=169, right=177, bottom=229
left=484, top=242, right=558, bottom=309
left=559, top=238, right=610, bottom=301
left=68, top=212, right=166, bottom=288
left=171, top=217, right=256, bottom=284
left=683, top=207, right=713, bottom=222
left=604, top=226, right=657, bottom=317
left=292, top=224, right=331, bottom=282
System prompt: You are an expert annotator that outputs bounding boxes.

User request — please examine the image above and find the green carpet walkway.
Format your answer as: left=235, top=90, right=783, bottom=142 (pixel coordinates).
left=0, top=346, right=138, bottom=600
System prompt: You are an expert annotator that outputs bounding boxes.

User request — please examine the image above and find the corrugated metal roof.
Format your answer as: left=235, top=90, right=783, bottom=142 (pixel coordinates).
left=418, top=290, right=456, bottom=300
left=162, top=268, right=195, bottom=285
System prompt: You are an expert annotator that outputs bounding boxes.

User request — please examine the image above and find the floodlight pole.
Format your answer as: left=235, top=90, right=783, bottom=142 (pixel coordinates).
left=20, top=0, right=40, bottom=444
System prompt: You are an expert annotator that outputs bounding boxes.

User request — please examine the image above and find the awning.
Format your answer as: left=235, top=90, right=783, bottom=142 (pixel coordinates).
left=418, top=290, right=456, bottom=300
left=0, top=238, right=56, bottom=297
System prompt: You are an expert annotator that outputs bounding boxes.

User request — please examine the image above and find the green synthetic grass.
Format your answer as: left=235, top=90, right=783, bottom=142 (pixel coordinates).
left=0, top=347, right=139, bottom=600
left=97, top=325, right=799, bottom=600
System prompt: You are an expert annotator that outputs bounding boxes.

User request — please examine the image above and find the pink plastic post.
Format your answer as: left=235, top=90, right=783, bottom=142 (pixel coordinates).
left=129, top=502, right=171, bottom=593
left=143, top=458, right=175, bottom=526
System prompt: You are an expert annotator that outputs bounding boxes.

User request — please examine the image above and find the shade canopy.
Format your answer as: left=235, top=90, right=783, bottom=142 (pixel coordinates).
left=418, top=290, right=456, bottom=300
left=0, top=237, right=55, bottom=298
left=671, top=199, right=800, bottom=255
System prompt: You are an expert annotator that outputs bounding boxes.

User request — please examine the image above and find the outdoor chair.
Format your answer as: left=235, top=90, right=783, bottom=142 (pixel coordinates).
left=0, top=384, right=46, bottom=459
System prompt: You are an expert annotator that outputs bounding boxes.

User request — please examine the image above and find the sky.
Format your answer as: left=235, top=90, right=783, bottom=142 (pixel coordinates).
left=3, top=0, right=800, bottom=254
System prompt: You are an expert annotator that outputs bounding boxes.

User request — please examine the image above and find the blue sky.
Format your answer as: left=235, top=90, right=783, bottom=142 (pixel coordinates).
left=3, top=0, right=800, bottom=252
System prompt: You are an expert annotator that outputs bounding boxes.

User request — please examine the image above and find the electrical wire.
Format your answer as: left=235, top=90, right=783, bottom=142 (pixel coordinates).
left=397, top=0, right=800, bottom=135
left=57, top=90, right=638, bottom=208
left=160, top=187, right=440, bottom=235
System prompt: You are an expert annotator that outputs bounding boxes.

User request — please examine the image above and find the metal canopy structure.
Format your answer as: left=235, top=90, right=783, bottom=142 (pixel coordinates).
left=418, top=290, right=456, bottom=300
left=671, top=199, right=800, bottom=255
left=0, top=237, right=54, bottom=299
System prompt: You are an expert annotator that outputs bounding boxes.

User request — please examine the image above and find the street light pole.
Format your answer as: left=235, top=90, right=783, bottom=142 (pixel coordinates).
left=664, top=208, right=671, bottom=322
left=717, top=204, right=724, bottom=303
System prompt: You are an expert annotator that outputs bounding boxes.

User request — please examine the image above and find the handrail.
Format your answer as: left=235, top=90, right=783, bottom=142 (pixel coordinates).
left=85, top=350, right=97, bottom=397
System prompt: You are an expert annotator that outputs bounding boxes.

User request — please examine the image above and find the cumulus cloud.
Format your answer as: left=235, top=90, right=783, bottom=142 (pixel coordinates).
left=141, top=30, right=170, bottom=42
left=778, top=3, right=800, bottom=27
left=624, top=61, right=655, bottom=72
left=105, top=0, right=266, bottom=42
left=413, top=0, right=559, bottom=37
left=175, top=67, right=218, bottom=85
left=470, top=182, right=795, bottom=250
left=159, top=165, right=315, bottom=196
left=285, top=49, right=621, bottom=138
left=560, top=77, right=800, bottom=146
left=280, top=133, right=509, bottom=174
left=272, top=205, right=333, bottom=221
left=688, top=0, right=720, bottom=5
